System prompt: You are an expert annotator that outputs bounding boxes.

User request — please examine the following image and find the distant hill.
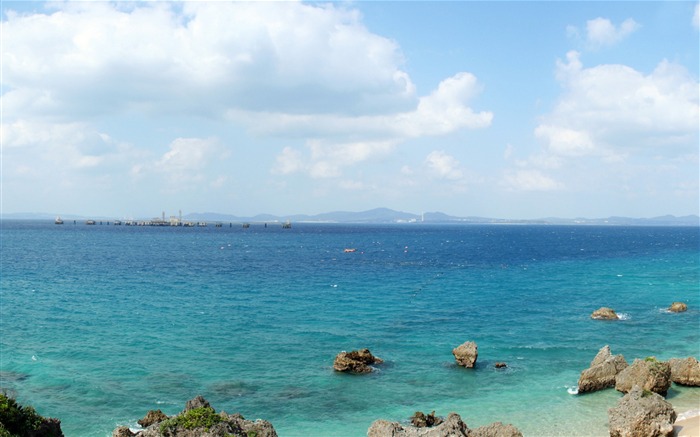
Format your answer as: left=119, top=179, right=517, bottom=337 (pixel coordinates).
left=2, top=209, right=698, bottom=226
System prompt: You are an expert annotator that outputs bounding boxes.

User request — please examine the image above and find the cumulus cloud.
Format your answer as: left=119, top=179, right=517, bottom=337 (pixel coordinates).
left=511, top=51, right=699, bottom=194
left=2, top=1, right=416, bottom=119
left=2, top=1, right=492, bottom=185
left=585, top=17, right=640, bottom=49
left=425, top=151, right=464, bottom=181
left=542, top=51, right=698, bottom=156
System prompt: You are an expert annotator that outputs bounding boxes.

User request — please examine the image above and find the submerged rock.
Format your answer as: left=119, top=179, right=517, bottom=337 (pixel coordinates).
left=495, top=362, right=508, bottom=369
left=333, top=348, right=383, bottom=374
left=615, top=358, right=671, bottom=395
left=668, top=357, right=700, bottom=386
left=114, top=396, right=277, bottom=437
left=591, top=307, right=619, bottom=320
left=668, top=302, right=688, bottom=312
left=608, top=385, right=676, bottom=437
left=577, top=345, right=628, bottom=393
left=452, top=341, right=478, bottom=368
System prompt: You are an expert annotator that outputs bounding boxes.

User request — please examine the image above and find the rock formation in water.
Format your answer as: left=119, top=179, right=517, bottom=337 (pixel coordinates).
left=668, top=302, right=687, bottom=312
left=333, top=348, right=384, bottom=374
left=591, top=307, right=619, bottom=320
left=367, top=412, right=522, bottom=437
left=667, top=357, right=700, bottom=386
left=615, top=358, right=671, bottom=395
left=577, top=345, right=628, bottom=393
left=452, top=341, right=478, bottom=368
left=608, top=385, right=676, bottom=437
left=112, top=395, right=277, bottom=437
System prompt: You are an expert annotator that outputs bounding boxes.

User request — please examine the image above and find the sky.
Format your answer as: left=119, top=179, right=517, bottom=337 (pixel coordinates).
left=1, top=1, right=699, bottom=219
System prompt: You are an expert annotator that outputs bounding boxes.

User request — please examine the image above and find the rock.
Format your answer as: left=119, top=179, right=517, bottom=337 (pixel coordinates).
left=114, top=396, right=277, bottom=437
left=137, top=409, right=168, bottom=427
left=591, top=307, right=619, bottom=320
left=495, top=362, right=507, bottom=369
left=615, top=358, right=671, bottom=395
left=608, top=385, right=676, bottom=437
left=367, top=413, right=522, bottom=437
left=470, top=422, right=523, bottom=437
left=112, top=427, right=136, bottom=437
left=668, top=302, right=687, bottom=312
left=452, top=341, right=478, bottom=368
left=333, top=348, right=383, bottom=374
left=368, top=412, right=468, bottom=437
left=183, top=395, right=211, bottom=412
left=410, top=411, right=443, bottom=428
left=577, top=345, right=628, bottom=393
left=668, top=357, right=700, bottom=386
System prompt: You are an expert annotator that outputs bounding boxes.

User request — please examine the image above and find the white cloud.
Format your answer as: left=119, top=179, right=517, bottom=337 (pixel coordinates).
left=585, top=17, right=640, bottom=49
left=510, top=51, right=698, bottom=197
left=3, top=2, right=492, bottom=185
left=502, top=170, right=563, bottom=192
left=153, top=137, right=225, bottom=186
left=425, top=150, right=464, bottom=181
left=543, top=51, right=698, bottom=157
left=2, top=2, right=416, bottom=119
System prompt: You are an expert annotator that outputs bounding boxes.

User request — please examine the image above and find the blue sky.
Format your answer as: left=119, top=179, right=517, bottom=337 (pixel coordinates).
left=2, top=1, right=698, bottom=219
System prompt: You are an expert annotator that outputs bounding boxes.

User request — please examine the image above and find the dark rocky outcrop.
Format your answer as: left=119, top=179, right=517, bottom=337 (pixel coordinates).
left=367, top=412, right=522, bottom=437
left=668, top=302, right=687, bottom=313
left=138, top=410, right=169, bottom=428
left=452, top=341, right=478, bottom=368
left=0, top=393, right=63, bottom=437
left=410, top=411, right=443, bottom=428
left=368, top=412, right=468, bottom=437
left=591, top=307, right=619, bottom=320
left=333, top=348, right=383, bottom=374
left=608, top=385, right=676, bottom=437
left=494, top=362, right=507, bottom=369
left=615, top=358, right=671, bottom=395
left=577, top=345, right=628, bottom=393
left=112, top=396, right=277, bottom=437
left=668, top=357, right=700, bottom=386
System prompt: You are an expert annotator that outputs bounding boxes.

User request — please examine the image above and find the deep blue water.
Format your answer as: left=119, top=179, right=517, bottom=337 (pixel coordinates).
left=1, top=221, right=699, bottom=436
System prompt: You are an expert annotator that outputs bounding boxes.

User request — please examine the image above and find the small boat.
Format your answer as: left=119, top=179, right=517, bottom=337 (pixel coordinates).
left=344, top=248, right=357, bottom=253
left=282, top=220, right=292, bottom=229
left=86, top=219, right=96, bottom=225
left=55, top=216, right=64, bottom=225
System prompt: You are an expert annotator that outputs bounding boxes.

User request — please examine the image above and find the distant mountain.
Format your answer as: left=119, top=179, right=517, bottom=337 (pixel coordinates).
left=3, top=209, right=698, bottom=226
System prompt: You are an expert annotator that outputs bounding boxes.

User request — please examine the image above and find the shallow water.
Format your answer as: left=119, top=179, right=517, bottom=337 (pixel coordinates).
left=1, top=221, right=698, bottom=436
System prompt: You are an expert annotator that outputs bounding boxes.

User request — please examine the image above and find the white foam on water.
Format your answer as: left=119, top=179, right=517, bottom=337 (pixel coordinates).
left=617, top=313, right=631, bottom=320
left=567, top=386, right=579, bottom=395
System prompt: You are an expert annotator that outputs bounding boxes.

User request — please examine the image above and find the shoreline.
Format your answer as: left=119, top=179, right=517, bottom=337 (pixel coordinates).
left=674, top=409, right=700, bottom=437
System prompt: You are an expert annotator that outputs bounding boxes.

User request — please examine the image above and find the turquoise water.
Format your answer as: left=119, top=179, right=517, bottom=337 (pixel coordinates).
left=1, top=221, right=698, bottom=436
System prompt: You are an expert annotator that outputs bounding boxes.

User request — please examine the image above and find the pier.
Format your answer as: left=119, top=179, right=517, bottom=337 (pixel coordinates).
left=56, top=211, right=292, bottom=229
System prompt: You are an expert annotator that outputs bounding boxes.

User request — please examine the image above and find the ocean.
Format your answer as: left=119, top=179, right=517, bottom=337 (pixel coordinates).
left=1, top=221, right=698, bottom=436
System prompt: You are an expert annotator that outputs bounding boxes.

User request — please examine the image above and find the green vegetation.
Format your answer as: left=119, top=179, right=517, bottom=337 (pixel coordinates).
left=644, top=356, right=658, bottom=362
left=247, top=431, right=258, bottom=437
left=159, top=407, right=222, bottom=433
left=0, top=393, right=61, bottom=437
left=641, top=389, right=654, bottom=398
